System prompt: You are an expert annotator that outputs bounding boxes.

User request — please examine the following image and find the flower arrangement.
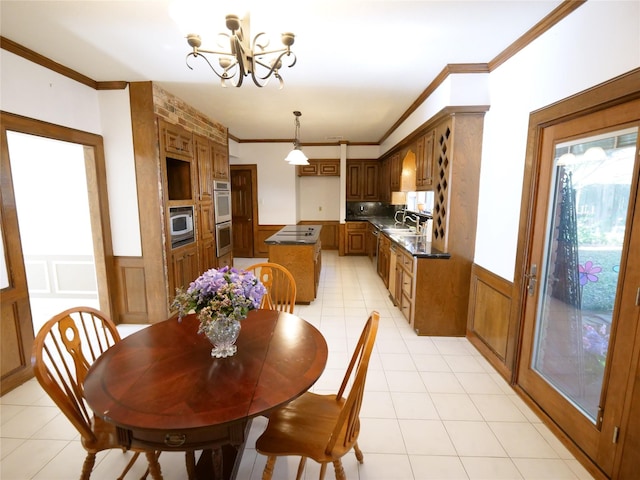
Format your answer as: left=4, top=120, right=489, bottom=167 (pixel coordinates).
left=172, top=266, right=267, bottom=333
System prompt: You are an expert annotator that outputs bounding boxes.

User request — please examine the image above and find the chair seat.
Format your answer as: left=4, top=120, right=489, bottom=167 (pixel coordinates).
left=256, top=392, right=356, bottom=463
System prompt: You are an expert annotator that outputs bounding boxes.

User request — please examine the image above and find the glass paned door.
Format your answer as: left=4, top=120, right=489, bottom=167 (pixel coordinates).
left=532, top=128, right=637, bottom=423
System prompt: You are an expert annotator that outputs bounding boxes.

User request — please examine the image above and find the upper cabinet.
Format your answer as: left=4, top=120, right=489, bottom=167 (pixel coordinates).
left=161, top=121, right=193, bottom=158
left=297, top=159, right=340, bottom=176
left=389, top=152, right=401, bottom=191
left=213, top=142, right=229, bottom=180
left=415, top=129, right=435, bottom=191
left=346, top=159, right=379, bottom=201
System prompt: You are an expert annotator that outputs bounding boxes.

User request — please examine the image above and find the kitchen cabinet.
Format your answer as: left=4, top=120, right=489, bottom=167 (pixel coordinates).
left=170, top=244, right=199, bottom=295
left=265, top=226, right=322, bottom=304
left=161, top=121, right=193, bottom=158
left=389, top=152, right=401, bottom=191
left=396, top=247, right=416, bottom=324
left=377, top=233, right=390, bottom=287
left=212, top=142, right=229, bottom=180
left=413, top=110, right=486, bottom=335
left=367, top=222, right=378, bottom=262
left=345, top=221, right=367, bottom=254
left=126, top=82, right=231, bottom=323
left=297, top=159, right=340, bottom=176
left=415, top=129, right=434, bottom=191
left=346, top=159, right=379, bottom=201
left=378, top=156, right=390, bottom=203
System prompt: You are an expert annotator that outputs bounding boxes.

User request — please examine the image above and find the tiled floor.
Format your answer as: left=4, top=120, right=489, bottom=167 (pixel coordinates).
left=1, top=251, right=594, bottom=479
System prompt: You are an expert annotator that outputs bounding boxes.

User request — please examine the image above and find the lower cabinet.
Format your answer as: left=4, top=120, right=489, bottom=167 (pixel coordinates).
left=170, top=245, right=199, bottom=294
left=377, top=234, right=390, bottom=287
left=396, top=248, right=416, bottom=324
left=198, top=239, right=216, bottom=273
left=345, top=221, right=367, bottom=254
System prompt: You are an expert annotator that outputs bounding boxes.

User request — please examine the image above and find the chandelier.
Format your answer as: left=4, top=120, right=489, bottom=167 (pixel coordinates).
left=185, top=13, right=296, bottom=88
left=285, top=111, right=309, bottom=165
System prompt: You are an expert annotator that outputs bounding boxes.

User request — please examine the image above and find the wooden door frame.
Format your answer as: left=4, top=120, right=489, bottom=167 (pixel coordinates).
left=0, top=112, right=116, bottom=393
left=510, top=69, right=640, bottom=477
left=230, top=164, right=259, bottom=257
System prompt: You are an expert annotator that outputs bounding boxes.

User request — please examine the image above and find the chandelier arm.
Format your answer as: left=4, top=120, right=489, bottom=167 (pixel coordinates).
left=254, top=52, right=297, bottom=81
left=252, top=32, right=270, bottom=52
left=186, top=51, right=241, bottom=84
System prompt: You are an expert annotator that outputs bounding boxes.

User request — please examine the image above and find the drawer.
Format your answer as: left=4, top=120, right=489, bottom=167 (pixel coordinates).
left=399, top=251, right=414, bottom=273
left=401, top=270, right=413, bottom=296
left=346, top=222, right=368, bottom=230
left=120, top=422, right=246, bottom=451
left=400, top=291, right=412, bottom=322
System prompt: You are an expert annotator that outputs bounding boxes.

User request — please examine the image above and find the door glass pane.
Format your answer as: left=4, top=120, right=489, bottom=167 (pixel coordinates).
left=532, top=127, right=638, bottom=422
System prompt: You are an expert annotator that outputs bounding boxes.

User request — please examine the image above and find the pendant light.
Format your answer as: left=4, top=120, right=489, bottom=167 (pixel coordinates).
left=285, top=111, right=309, bottom=165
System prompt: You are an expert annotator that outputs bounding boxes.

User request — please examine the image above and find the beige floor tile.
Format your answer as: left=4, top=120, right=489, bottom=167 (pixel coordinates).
left=460, top=456, right=524, bottom=479
left=410, top=455, right=469, bottom=479
left=431, top=393, right=484, bottom=421
left=399, top=419, right=457, bottom=456
left=489, top=422, right=559, bottom=459
left=357, top=453, right=414, bottom=480
left=444, top=420, right=507, bottom=457
left=512, top=458, right=579, bottom=479
left=391, top=392, right=440, bottom=420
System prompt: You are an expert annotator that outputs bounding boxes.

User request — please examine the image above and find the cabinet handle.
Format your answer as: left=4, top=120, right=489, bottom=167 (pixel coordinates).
left=526, top=264, right=537, bottom=296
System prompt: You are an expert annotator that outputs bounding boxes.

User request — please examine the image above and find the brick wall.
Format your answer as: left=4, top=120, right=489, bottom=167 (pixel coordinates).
left=152, top=83, right=227, bottom=145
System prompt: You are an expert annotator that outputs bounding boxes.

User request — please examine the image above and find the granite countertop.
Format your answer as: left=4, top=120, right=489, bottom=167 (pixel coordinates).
left=265, top=225, right=322, bottom=245
left=347, top=215, right=450, bottom=259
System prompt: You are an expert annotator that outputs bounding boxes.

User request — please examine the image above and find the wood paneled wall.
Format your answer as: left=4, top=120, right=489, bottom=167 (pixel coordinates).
left=466, top=263, right=515, bottom=381
left=112, top=256, right=149, bottom=324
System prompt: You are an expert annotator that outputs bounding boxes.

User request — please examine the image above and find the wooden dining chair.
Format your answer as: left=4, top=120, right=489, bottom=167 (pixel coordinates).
left=245, top=262, right=297, bottom=313
left=255, top=311, right=380, bottom=480
left=31, top=307, right=163, bottom=480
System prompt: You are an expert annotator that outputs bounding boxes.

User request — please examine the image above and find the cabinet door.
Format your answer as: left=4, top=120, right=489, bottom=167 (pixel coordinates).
left=362, top=161, right=379, bottom=200
left=297, top=163, right=318, bottom=176
left=416, top=130, right=434, bottom=191
left=379, top=156, right=390, bottom=203
left=171, top=246, right=199, bottom=293
left=198, top=239, right=216, bottom=273
left=195, top=136, right=214, bottom=201
left=346, top=162, right=362, bottom=200
left=390, top=153, right=401, bottom=191
left=213, top=143, right=229, bottom=180
left=318, top=160, right=340, bottom=176
left=161, top=120, right=193, bottom=157
left=198, top=201, right=214, bottom=240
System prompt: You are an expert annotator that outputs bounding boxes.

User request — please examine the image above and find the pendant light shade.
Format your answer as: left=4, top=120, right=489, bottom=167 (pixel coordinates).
left=285, top=148, right=309, bottom=165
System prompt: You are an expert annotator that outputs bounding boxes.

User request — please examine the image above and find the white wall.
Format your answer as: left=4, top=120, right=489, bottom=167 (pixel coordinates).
left=231, top=142, right=300, bottom=224
left=475, top=0, right=640, bottom=281
left=231, top=143, right=379, bottom=224
left=0, top=50, right=142, bottom=257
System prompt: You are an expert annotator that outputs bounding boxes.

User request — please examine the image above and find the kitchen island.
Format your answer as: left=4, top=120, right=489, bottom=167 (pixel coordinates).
left=264, top=225, right=322, bottom=304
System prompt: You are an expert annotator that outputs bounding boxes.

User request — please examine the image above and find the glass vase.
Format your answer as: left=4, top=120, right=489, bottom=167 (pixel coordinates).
left=201, top=317, right=241, bottom=358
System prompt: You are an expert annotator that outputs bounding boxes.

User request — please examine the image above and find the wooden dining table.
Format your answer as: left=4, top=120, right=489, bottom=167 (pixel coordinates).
left=83, top=309, right=328, bottom=480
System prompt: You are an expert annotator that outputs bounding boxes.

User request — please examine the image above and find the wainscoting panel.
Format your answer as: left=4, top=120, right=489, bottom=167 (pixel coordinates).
left=24, top=255, right=97, bottom=298
left=467, top=263, right=514, bottom=380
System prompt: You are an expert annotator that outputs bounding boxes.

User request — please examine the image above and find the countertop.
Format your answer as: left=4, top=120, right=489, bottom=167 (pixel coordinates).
left=265, top=225, right=322, bottom=245
left=346, top=216, right=450, bottom=259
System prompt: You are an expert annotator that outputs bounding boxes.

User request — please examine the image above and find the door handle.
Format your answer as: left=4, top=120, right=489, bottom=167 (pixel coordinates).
left=526, top=264, right=537, bottom=296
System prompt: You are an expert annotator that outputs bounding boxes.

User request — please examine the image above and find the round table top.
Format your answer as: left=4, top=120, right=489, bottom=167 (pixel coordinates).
left=84, top=309, right=328, bottom=432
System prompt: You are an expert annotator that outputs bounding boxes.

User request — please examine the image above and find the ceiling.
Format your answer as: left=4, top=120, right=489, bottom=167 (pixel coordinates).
left=0, top=0, right=564, bottom=144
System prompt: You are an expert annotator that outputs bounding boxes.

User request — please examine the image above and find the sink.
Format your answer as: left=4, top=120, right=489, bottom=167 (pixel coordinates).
left=384, top=227, right=416, bottom=234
